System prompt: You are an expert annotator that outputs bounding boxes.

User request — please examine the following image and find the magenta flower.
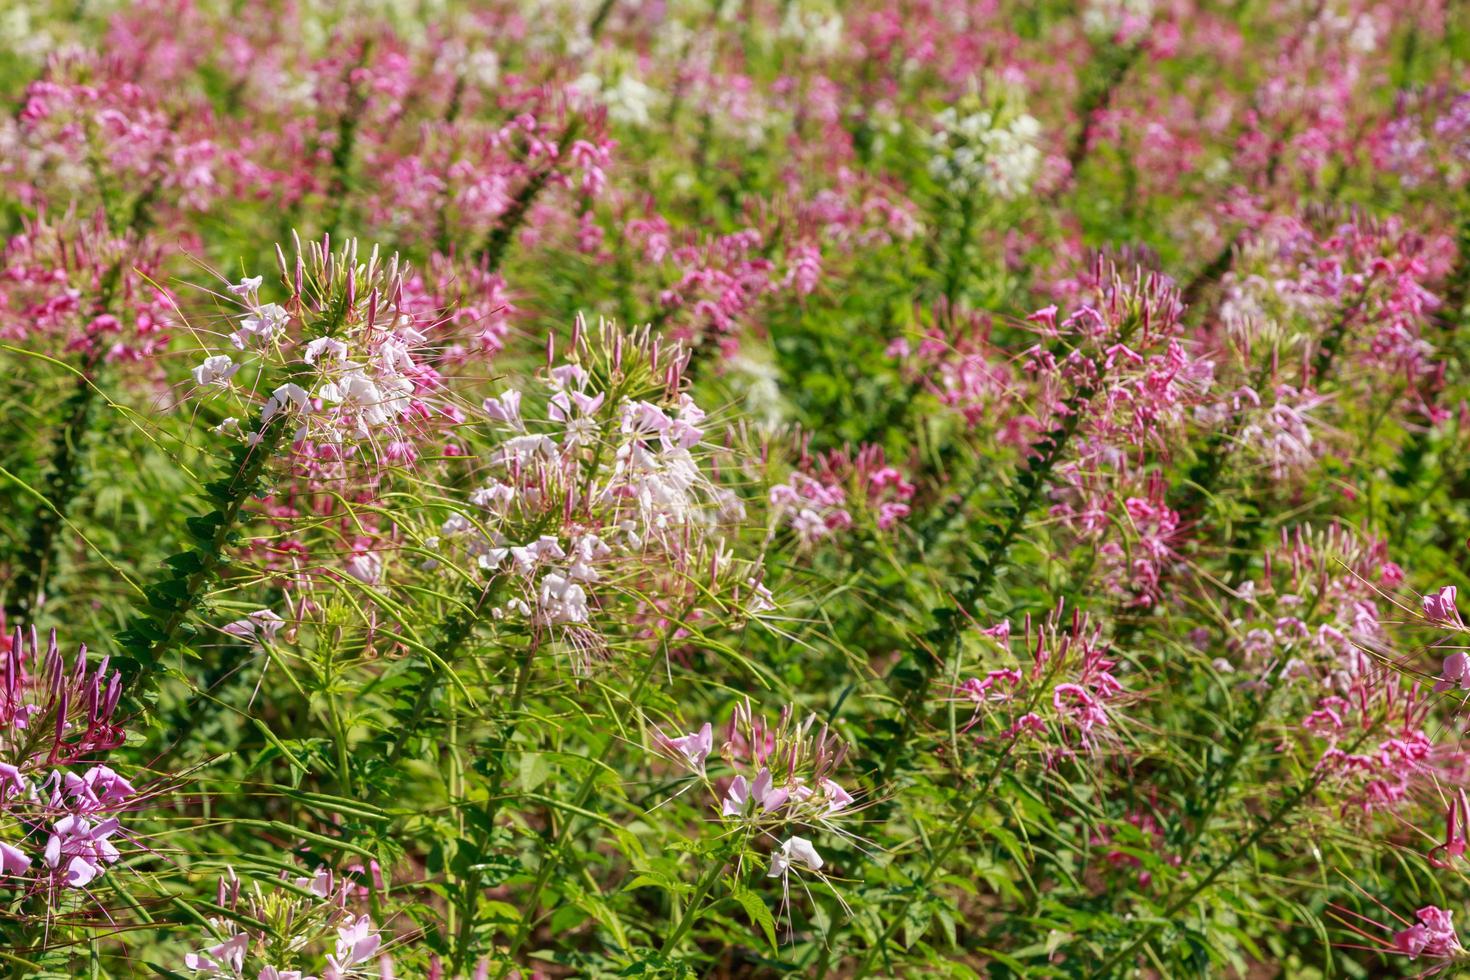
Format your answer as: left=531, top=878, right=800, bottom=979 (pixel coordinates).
left=1431, top=790, right=1470, bottom=868
left=3, top=626, right=124, bottom=769
left=1395, top=906, right=1462, bottom=960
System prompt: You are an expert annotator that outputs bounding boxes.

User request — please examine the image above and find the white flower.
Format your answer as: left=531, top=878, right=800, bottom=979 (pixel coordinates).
left=498, top=434, right=559, bottom=465
left=303, top=336, right=349, bottom=364
left=1082, top=0, right=1155, bottom=41
left=264, top=382, right=310, bottom=422
left=510, top=536, right=566, bottom=573
left=928, top=104, right=1042, bottom=200
left=226, top=275, right=264, bottom=299
left=260, top=382, right=309, bottom=429
left=191, top=354, right=239, bottom=387
left=780, top=2, right=844, bottom=56
left=231, top=303, right=288, bottom=350
left=345, top=551, right=383, bottom=585
left=468, top=482, right=517, bottom=514
left=573, top=73, right=661, bottom=128
left=767, top=837, right=823, bottom=877
left=745, top=577, right=776, bottom=615
left=566, top=534, right=609, bottom=582
left=538, top=573, right=589, bottom=624
left=318, top=370, right=410, bottom=429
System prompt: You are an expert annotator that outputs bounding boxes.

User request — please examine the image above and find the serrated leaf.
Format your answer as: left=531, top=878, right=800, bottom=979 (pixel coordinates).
left=731, top=885, right=778, bottom=952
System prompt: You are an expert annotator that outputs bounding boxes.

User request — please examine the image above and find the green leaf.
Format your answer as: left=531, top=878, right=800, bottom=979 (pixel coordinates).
left=518, top=751, right=551, bottom=793
left=731, top=884, right=778, bottom=952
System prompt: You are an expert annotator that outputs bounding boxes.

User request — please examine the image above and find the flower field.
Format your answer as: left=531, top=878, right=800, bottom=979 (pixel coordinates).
left=3, top=0, right=1470, bottom=976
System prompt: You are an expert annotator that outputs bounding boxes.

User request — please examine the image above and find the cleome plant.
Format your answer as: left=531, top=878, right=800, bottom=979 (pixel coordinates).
left=3, top=1, right=1470, bottom=978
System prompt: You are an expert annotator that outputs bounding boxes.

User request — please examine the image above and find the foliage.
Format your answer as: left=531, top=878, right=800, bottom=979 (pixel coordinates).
left=2, top=0, right=1470, bottom=977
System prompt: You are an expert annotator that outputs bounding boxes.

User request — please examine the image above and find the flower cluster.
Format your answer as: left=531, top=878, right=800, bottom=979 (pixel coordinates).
left=956, top=603, right=1128, bottom=754
left=657, top=700, right=856, bottom=885
left=183, top=867, right=386, bottom=979
left=0, top=626, right=139, bottom=893
left=424, top=320, right=770, bottom=658
left=926, top=93, right=1043, bottom=200
left=188, top=241, right=441, bottom=460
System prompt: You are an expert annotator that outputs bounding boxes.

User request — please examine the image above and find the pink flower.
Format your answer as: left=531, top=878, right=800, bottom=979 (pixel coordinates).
left=1424, top=586, right=1465, bottom=628
left=184, top=932, right=248, bottom=974
left=1435, top=651, right=1470, bottom=694
left=820, top=778, right=854, bottom=813
left=482, top=390, right=523, bottom=426
left=222, top=609, right=285, bottom=645
left=721, top=767, right=790, bottom=817
left=328, top=914, right=382, bottom=975
left=43, top=813, right=123, bottom=888
left=659, top=723, right=713, bottom=772
left=0, top=842, right=29, bottom=876
left=1394, top=905, right=1461, bottom=960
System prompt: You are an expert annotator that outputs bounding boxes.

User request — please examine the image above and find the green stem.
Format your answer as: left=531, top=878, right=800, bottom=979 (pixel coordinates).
left=4, top=244, right=140, bottom=622
left=4, top=348, right=104, bottom=621
left=659, top=840, right=736, bottom=957
left=878, top=377, right=1096, bottom=782
left=497, top=630, right=672, bottom=973
left=449, top=638, right=538, bottom=975
left=1067, top=41, right=1142, bottom=176
left=853, top=741, right=1017, bottom=979
left=116, top=401, right=294, bottom=688
left=586, top=0, right=618, bottom=38
left=479, top=118, right=580, bottom=274
left=1090, top=726, right=1373, bottom=977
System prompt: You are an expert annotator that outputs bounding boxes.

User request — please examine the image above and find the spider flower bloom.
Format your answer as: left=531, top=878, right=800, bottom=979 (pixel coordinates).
left=189, top=236, right=453, bottom=468
left=183, top=867, right=388, bottom=979
left=657, top=722, right=714, bottom=772
left=2, top=626, right=124, bottom=770
left=1424, top=586, right=1465, bottom=629
left=956, top=602, right=1128, bottom=754
left=0, top=627, right=148, bottom=896
left=424, top=319, right=771, bottom=664
left=1395, top=906, right=1462, bottom=961
left=716, top=702, right=856, bottom=831
left=1437, top=651, right=1470, bottom=694
left=767, top=836, right=824, bottom=878
left=926, top=91, right=1043, bottom=201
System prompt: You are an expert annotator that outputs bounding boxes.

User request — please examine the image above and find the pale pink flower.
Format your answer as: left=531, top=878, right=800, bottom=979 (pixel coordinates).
left=659, top=723, right=714, bottom=771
